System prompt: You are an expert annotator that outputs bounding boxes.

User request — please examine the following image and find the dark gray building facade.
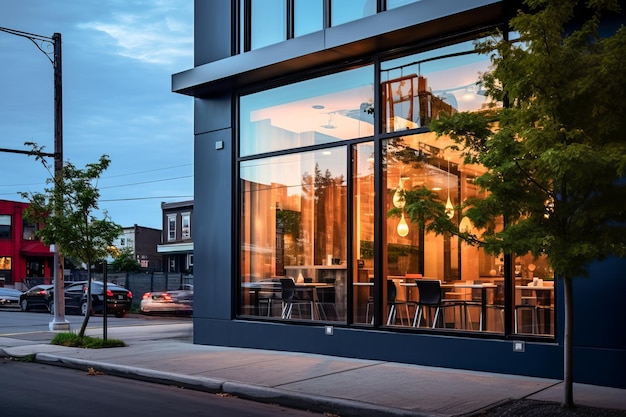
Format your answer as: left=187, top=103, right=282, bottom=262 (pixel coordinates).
left=173, top=0, right=625, bottom=389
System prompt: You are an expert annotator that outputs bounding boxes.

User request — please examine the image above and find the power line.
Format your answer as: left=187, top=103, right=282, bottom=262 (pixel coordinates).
left=101, top=195, right=193, bottom=202
left=0, top=163, right=193, bottom=188
left=100, top=175, right=192, bottom=189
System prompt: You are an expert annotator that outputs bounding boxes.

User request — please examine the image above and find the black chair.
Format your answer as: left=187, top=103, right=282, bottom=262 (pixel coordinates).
left=365, top=277, right=375, bottom=324
left=515, top=288, right=538, bottom=334
left=485, top=281, right=505, bottom=332
left=279, top=277, right=314, bottom=319
left=386, top=280, right=410, bottom=325
left=412, top=280, right=460, bottom=328
left=535, top=289, right=554, bottom=334
left=254, top=278, right=280, bottom=316
left=316, top=278, right=338, bottom=320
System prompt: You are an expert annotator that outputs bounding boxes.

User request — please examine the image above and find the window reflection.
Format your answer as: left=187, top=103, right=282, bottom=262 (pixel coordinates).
left=295, top=0, right=323, bottom=36
left=381, top=40, right=498, bottom=132
left=331, top=0, right=376, bottom=26
left=240, top=148, right=347, bottom=322
left=386, top=0, right=422, bottom=10
left=250, top=0, right=286, bottom=50
left=240, top=66, right=374, bottom=156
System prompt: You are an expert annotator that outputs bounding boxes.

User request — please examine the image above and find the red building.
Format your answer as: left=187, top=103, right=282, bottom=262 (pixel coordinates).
left=0, top=199, right=52, bottom=289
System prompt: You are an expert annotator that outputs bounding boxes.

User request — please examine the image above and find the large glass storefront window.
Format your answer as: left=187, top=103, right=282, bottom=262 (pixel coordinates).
left=240, top=149, right=348, bottom=321
left=238, top=37, right=554, bottom=337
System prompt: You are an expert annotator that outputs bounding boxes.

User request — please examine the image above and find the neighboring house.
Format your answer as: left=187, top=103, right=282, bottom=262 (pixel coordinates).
left=157, top=200, right=193, bottom=274
left=172, top=1, right=626, bottom=389
left=113, top=225, right=163, bottom=272
left=0, top=199, right=52, bottom=289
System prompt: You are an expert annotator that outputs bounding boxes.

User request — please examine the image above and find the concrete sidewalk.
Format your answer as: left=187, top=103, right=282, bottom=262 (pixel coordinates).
left=1, top=323, right=625, bottom=417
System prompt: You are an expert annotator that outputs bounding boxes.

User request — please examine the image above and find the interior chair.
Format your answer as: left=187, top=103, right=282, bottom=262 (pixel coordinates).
left=315, top=278, right=338, bottom=321
left=485, top=280, right=505, bottom=332
left=412, top=279, right=461, bottom=328
left=279, top=277, right=314, bottom=319
left=534, top=290, right=554, bottom=334
left=365, top=277, right=375, bottom=324
left=386, top=280, right=410, bottom=325
left=256, top=278, right=280, bottom=317
left=514, top=290, right=538, bottom=334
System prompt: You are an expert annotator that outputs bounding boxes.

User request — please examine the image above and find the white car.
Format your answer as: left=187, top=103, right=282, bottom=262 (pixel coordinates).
left=140, top=284, right=193, bottom=315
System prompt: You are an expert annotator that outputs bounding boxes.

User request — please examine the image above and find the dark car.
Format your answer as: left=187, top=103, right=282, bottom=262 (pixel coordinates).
left=49, top=281, right=133, bottom=318
left=0, top=287, right=22, bottom=308
left=19, top=284, right=54, bottom=312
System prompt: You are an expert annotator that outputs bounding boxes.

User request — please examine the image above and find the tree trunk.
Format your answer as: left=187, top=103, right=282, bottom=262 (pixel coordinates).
left=562, top=275, right=574, bottom=408
left=77, top=264, right=93, bottom=338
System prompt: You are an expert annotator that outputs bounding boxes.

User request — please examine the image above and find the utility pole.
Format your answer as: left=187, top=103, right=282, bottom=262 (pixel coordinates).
left=0, top=27, right=69, bottom=331
left=50, top=32, right=69, bottom=331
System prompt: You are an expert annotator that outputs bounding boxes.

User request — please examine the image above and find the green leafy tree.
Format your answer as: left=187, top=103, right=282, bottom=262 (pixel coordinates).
left=110, top=248, right=141, bottom=273
left=20, top=143, right=122, bottom=339
left=416, top=0, right=626, bottom=408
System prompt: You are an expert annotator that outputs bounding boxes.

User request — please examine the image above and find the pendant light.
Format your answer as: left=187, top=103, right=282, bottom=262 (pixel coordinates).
left=397, top=212, right=409, bottom=237
left=445, top=158, right=454, bottom=219
left=392, top=177, right=405, bottom=209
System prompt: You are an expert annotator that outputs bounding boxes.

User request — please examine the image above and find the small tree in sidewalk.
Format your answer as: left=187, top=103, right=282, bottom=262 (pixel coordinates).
left=21, top=143, right=122, bottom=339
left=429, top=0, right=626, bottom=408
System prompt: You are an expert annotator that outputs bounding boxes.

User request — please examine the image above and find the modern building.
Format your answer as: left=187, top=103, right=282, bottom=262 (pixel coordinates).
left=157, top=200, right=194, bottom=274
left=172, top=1, right=625, bottom=388
left=113, top=225, right=163, bottom=272
left=0, top=199, right=52, bottom=289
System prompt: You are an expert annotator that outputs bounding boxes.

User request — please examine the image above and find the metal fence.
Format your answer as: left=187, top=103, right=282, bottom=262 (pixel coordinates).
left=92, top=272, right=194, bottom=311
left=20, top=272, right=193, bottom=311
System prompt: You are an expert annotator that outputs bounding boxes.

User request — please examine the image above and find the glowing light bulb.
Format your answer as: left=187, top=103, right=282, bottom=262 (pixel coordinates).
left=392, top=178, right=405, bottom=209
left=445, top=196, right=454, bottom=219
left=397, top=213, right=409, bottom=237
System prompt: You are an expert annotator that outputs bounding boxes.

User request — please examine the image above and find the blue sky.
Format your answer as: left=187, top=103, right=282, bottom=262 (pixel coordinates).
left=0, top=0, right=194, bottom=230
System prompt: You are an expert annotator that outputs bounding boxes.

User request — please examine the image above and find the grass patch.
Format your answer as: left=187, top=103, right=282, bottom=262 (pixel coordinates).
left=51, top=332, right=126, bottom=349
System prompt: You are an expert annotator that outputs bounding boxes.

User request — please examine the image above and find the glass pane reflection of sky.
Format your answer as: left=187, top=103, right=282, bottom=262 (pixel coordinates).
left=240, top=147, right=347, bottom=198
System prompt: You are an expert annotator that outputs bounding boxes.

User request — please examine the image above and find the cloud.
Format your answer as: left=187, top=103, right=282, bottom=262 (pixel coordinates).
left=78, top=4, right=192, bottom=67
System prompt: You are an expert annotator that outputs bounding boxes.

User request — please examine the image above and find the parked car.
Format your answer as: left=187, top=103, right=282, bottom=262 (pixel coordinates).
left=19, top=284, right=54, bottom=312
left=49, top=281, right=133, bottom=318
left=140, top=284, right=193, bottom=315
left=0, top=287, right=22, bottom=308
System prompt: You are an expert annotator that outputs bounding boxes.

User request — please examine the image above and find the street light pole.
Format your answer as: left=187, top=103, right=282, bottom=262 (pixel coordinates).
left=0, top=27, right=69, bottom=331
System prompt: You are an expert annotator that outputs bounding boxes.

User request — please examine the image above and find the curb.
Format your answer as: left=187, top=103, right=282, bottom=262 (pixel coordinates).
left=33, top=353, right=436, bottom=417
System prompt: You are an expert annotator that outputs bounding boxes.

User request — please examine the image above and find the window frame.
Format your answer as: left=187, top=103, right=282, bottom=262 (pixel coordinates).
left=167, top=214, right=177, bottom=242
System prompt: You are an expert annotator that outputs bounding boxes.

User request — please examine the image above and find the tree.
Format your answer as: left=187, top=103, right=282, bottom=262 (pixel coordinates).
left=110, top=248, right=142, bottom=273
left=419, top=0, right=626, bottom=408
left=21, top=143, right=122, bottom=339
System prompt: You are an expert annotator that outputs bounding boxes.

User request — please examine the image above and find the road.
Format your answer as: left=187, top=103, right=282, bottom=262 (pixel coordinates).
left=0, top=308, right=192, bottom=341
left=0, top=310, right=324, bottom=416
left=1, top=360, right=323, bottom=417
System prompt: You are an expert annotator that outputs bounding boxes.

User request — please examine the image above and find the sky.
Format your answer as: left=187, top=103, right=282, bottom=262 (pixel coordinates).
left=0, top=0, right=194, bottom=230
